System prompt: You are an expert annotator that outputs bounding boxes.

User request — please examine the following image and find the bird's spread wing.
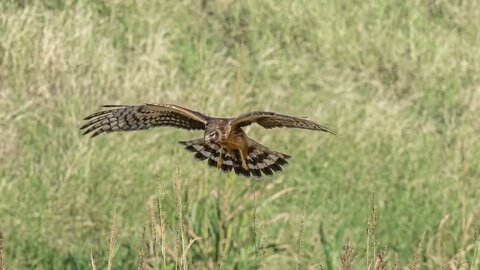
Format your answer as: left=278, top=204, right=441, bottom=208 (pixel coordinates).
left=230, top=111, right=337, bottom=135
left=80, top=104, right=209, bottom=137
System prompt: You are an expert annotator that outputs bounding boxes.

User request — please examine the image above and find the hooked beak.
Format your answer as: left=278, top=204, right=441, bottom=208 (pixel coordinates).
left=205, top=133, right=216, bottom=144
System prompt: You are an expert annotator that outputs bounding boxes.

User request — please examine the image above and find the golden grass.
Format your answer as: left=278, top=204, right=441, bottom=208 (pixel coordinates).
left=83, top=182, right=480, bottom=269
left=295, top=212, right=305, bottom=270
left=409, top=231, right=426, bottom=270
left=107, top=209, right=117, bottom=270
left=0, top=232, right=5, bottom=270
left=340, top=240, right=354, bottom=270
left=90, top=251, right=97, bottom=270
left=367, top=188, right=379, bottom=269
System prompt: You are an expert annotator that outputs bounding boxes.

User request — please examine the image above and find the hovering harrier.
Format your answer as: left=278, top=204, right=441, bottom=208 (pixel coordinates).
left=81, top=104, right=337, bottom=177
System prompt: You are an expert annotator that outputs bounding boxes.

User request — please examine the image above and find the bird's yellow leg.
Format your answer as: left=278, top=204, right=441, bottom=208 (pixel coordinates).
left=217, top=147, right=224, bottom=169
left=239, top=148, right=248, bottom=171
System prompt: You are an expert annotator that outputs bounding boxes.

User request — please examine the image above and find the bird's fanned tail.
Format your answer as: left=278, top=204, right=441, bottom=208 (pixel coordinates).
left=179, top=138, right=291, bottom=178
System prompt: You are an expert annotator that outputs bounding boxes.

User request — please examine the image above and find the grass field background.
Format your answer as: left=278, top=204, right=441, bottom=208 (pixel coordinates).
left=1, top=0, right=480, bottom=269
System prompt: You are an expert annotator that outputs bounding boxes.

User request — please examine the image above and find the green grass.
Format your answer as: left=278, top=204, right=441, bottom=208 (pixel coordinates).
left=1, top=0, right=480, bottom=269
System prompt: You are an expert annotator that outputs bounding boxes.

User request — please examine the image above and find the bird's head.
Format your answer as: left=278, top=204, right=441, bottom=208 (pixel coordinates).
left=204, top=129, right=221, bottom=144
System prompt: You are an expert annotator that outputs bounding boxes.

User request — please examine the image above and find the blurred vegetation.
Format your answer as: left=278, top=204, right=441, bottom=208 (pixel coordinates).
left=0, top=0, right=479, bottom=269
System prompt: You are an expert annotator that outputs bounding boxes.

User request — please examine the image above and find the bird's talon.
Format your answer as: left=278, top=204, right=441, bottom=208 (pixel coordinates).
left=217, top=149, right=224, bottom=169
left=242, top=161, right=248, bottom=171
left=239, top=150, right=248, bottom=170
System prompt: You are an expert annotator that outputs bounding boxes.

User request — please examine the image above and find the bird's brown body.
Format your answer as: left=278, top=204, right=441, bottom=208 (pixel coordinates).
left=214, top=121, right=249, bottom=170
left=81, top=104, right=337, bottom=177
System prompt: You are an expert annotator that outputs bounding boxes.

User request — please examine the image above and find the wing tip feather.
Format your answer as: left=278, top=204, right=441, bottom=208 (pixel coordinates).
left=324, top=128, right=340, bottom=137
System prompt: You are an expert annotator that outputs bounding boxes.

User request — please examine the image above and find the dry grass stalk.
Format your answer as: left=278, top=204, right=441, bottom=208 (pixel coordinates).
left=252, top=184, right=259, bottom=266
left=107, top=209, right=117, bottom=270
left=472, top=210, right=480, bottom=268
left=295, top=212, right=305, bottom=270
left=137, top=225, right=146, bottom=270
left=445, top=250, right=468, bottom=269
left=180, top=237, right=201, bottom=265
left=374, top=254, right=385, bottom=270
left=90, top=251, right=97, bottom=270
left=149, top=202, right=157, bottom=259
left=460, top=196, right=473, bottom=247
left=156, top=175, right=168, bottom=270
left=474, top=210, right=480, bottom=242
left=173, top=169, right=185, bottom=269
left=217, top=236, right=228, bottom=270
left=0, top=232, right=5, bottom=270
left=340, top=240, right=354, bottom=270
left=393, top=253, right=398, bottom=270
left=260, top=217, right=267, bottom=270
left=367, top=188, right=378, bottom=269
left=409, top=231, right=426, bottom=270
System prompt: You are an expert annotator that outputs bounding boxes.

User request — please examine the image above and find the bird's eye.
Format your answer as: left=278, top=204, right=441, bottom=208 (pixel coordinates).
left=207, top=132, right=217, bottom=139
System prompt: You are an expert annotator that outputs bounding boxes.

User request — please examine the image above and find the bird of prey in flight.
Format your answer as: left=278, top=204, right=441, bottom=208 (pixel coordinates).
left=81, top=104, right=337, bottom=177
